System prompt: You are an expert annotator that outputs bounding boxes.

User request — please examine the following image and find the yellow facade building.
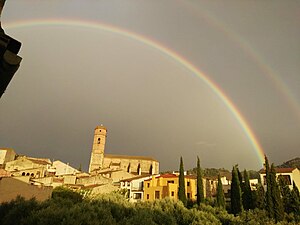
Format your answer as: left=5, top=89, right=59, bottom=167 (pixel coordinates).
left=143, top=173, right=197, bottom=201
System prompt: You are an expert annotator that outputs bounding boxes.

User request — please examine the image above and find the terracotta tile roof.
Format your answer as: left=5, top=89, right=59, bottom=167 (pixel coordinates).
left=27, top=158, right=51, bottom=165
left=159, top=173, right=178, bottom=178
left=144, top=173, right=196, bottom=181
left=120, top=174, right=153, bottom=182
left=185, top=175, right=197, bottom=179
left=0, top=169, right=11, bottom=177
left=104, top=154, right=158, bottom=162
left=260, top=167, right=296, bottom=174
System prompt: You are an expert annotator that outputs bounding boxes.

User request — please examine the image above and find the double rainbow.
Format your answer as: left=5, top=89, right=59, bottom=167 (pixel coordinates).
left=6, top=19, right=265, bottom=165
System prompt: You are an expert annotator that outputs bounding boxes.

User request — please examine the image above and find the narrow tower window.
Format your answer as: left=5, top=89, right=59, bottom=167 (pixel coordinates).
left=149, top=165, right=153, bottom=175
left=127, top=163, right=131, bottom=173
left=137, top=163, right=141, bottom=175
left=97, top=138, right=101, bottom=144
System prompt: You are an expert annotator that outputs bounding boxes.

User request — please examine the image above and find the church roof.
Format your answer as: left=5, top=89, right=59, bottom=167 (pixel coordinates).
left=104, top=154, right=158, bottom=162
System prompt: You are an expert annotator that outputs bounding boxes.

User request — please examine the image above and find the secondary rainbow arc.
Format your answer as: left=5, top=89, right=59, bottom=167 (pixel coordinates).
left=180, top=1, right=300, bottom=122
left=5, top=18, right=265, bottom=165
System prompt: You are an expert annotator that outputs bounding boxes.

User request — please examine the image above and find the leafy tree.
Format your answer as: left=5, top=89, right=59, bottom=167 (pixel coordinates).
left=242, top=169, right=254, bottom=210
left=216, top=174, right=225, bottom=209
left=0, top=196, right=38, bottom=225
left=52, top=186, right=83, bottom=204
left=247, top=170, right=260, bottom=179
left=178, top=156, right=187, bottom=206
left=270, top=163, right=284, bottom=222
left=196, top=156, right=204, bottom=205
left=230, top=165, right=243, bottom=215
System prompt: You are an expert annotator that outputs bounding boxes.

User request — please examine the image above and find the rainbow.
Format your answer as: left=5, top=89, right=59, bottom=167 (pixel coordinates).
left=5, top=18, right=265, bottom=165
left=179, top=1, right=300, bottom=122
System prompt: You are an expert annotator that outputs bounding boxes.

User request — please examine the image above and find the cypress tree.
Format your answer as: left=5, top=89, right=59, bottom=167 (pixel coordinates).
left=237, top=167, right=244, bottom=191
left=242, top=169, right=254, bottom=210
left=292, top=181, right=300, bottom=199
left=216, top=174, right=226, bottom=209
left=231, top=165, right=243, bottom=215
left=290, top=182, right=300, bottom=219
left=264, top=155, right=274, bottom=218
left=254, top=175, right=265, bottom=209
left=196, top=156, right=204, bottom=205
left=178, top=156, right=187, bottom=206
left=270, top=164, right=284, bottom=222
left=278, top=175, right=292, bottom=213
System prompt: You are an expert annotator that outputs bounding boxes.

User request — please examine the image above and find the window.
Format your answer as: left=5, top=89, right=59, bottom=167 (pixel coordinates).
left=134, top=193, right=142, bottom=199
left=137, top=163, right=141, bottom=175
left=97, top=138, right=101, bottom=144
left=168, top=180, right=174, bottom=184
left=155, top=191, right=160, bottom=199
left=278, top=175, right=292, bottom=185
left=22, top=172, right=25, bottom=176
left=187, top=193, right=190, bottom=199
left=147, top=194, right=149, bottom=199
left=147, top=183, right=150, bottom=188
left=127, top=163, right=131, bottom=173
left=187, top=182, right=190, bottom=186
left=149, top=165, right=153, bottom=175
left=171, top=191, right=174, bottom=197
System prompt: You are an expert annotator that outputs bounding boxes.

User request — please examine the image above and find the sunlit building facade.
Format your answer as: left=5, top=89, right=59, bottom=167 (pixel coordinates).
left=143, top=173, right=197, bottom=201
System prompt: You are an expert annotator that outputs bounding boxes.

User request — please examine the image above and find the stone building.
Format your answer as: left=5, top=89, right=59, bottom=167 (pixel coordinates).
left=53, top=160, right=79, bottom=176
left=88, top=125, right=159, bottom=178
left=5, top=156, right=51, bottom=178
left=0, top=148, right=16, bottom=168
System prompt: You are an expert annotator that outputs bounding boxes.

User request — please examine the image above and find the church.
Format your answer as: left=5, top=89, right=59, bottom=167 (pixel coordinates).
left=88, top=125, right=159, bottom=177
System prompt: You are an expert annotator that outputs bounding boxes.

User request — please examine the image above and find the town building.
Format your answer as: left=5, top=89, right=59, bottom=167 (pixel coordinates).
left=5, top=156, right=52, bottom=178
left=0, top=148, right=16, bottom=168
left=260, top=167, right=300, bottom=190
left=53, top=160, right=80, bottom=176
left=120, top=175, right=158, bottom=202
left=143, top=173, right=197, bottom=201
left=88, top=125, right=159, bottom=182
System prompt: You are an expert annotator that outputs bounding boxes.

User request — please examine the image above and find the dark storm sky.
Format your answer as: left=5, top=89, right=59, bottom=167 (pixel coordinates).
left=0, top=0, right=299, bottom=171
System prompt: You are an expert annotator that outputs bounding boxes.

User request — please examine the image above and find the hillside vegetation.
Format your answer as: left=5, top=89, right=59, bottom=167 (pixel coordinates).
left=0, top=187, right=298, bottom=225
left=277, top=157, right=300, bottom=169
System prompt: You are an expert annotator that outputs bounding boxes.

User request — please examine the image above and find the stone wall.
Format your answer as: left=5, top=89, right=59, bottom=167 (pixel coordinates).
left=0, top=177, right=52, bottom=203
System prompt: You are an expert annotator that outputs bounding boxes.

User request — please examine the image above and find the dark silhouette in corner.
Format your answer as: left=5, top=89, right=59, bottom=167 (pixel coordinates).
left=0, top=0, right=22, bottom=98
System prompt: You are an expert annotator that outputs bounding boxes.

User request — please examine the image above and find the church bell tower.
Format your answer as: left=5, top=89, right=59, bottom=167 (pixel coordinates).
left=88, top=125, right=107, bottom=173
